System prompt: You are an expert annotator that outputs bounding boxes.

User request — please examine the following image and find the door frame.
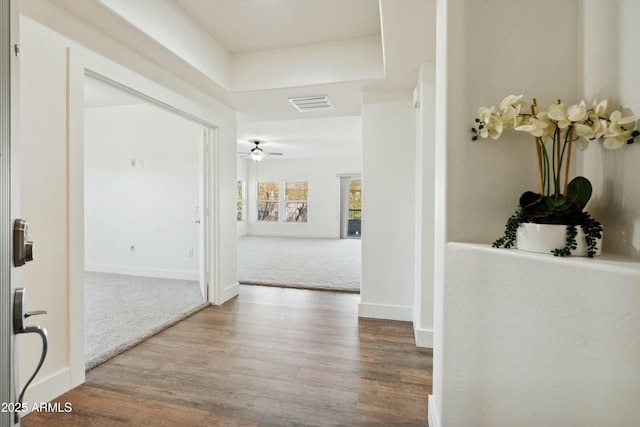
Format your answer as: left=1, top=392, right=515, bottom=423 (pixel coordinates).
left=198, top=128, right=211, bottom=301
left=337, top=174, right=361, bottom=239
left=82, top=75, right=212, bottom=302
left=67, top=51, right=223, bottom=386
left=2, top=1, right=20, bottom=425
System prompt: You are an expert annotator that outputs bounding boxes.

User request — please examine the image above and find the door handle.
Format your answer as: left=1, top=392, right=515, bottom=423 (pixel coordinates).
left=13, top=288, right=48, bottom=423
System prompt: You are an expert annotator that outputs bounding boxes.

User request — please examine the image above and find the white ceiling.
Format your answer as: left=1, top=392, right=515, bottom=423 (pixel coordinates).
left=237, top=116, right=363, bottom=159
left=175, top=0, right=381, bottom=54
left=51, top=0, right=436, bottom=159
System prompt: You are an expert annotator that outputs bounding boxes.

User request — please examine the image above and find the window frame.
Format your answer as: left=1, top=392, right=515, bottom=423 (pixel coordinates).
left=256, top=181, right=280, bottom=222
left=254, top=180, right=310, bottom=223
left=236, top=180, right=246, bottom=222
left=285, top=181, right=309, bottom=223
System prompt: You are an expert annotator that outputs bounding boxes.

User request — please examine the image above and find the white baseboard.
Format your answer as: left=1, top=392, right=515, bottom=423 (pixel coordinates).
left=428, top=395, right=440, bottom=427
left=23, top=368, right=71, bottom=416
left=221, top=282, right=239, bottom=304
left=245, top=232, right=339, bottom=239
left=358, top=302, right=413, bottom=321
left=414, top=326, right=434, bottom=348
left=85, top=263, right=199, bottom=281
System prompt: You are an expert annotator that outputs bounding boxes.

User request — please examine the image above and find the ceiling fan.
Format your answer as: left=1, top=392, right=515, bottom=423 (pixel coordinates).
left=239, top=140, right=283, bottom=162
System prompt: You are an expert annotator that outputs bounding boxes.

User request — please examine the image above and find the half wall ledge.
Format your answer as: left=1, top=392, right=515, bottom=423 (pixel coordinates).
left=434, top=242, right=640, bottom=427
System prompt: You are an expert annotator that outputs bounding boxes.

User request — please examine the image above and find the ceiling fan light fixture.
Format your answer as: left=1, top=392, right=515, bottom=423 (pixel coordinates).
left=250, top=147, right=264, bottom=162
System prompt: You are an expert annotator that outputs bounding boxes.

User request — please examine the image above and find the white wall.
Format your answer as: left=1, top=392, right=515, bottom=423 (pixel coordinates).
left=430, top=1, right=640, bottom=426
left=84, top=103, right=203, bottom=280
left=441, top=243, right=640, bottom=426
left=579, top=0, right=640, bottom=260
left=446, top=0, right=580, bottom=244
left=245, top=156, right=361, bottom=238
left=19, top=13, right=238, bottom=410
left=360, top=95, right=416, bottom=321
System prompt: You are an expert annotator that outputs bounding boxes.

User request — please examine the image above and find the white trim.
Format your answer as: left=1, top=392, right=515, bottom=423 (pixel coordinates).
left=67, top=47, right=86, bottom=390
left=208, top=127, right=222, bottom=305
left=199, top=130, right=211, bottom=302
left=358, top=302, right=413, bottom=321
left=246, top=232, right=338, bottom=239
left=428, top=395, right=440, bottom=427
left=3, top=2, right=19, bottom=421
left=23, top=368, right=71, bottom=416
left=414, top=326, right=434, bottom=348
left=85, top=264, right=199, bottom=281
left=221, top=282, right=239, bottom=304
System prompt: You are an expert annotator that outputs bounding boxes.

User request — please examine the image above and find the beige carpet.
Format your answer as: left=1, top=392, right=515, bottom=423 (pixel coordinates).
left=84, top=272, right=206, bottom=370
left=237, top=236, right=361, bottom=292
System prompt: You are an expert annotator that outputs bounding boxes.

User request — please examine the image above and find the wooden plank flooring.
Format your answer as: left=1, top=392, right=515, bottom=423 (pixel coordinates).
left=23, top=285, right=433, bottom=426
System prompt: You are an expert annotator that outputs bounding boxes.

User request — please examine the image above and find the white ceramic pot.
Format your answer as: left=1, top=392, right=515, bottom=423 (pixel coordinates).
left=516, top=223, right=602, bottom=257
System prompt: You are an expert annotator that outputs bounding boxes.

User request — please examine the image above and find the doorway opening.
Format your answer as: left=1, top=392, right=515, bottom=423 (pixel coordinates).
left=83, top=75, right=210, bottom=369
left=340, top=175, right=362, bottom=239
left=237, top=169, right=361, bottom=293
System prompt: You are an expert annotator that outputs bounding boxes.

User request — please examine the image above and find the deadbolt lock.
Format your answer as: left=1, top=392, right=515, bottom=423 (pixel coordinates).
left=14, top=218, right=34, bottom=267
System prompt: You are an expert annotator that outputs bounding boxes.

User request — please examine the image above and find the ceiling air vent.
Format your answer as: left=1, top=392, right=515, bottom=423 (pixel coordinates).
left=288, top=96, right=334, bottom=112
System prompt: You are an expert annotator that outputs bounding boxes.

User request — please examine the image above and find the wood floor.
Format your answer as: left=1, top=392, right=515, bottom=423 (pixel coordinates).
left=23, top=285, right=433, bottom=426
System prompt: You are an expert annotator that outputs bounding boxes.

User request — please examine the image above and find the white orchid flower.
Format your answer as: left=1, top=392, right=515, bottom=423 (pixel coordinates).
left=591, top=98, right=608, bottom=117
left=605, top=110, right=636, bottom=136
left=596, top=118, right=610, bottom=139
left=536, top=112, right=556, bottom=141
left=475, top=106, right=503, bottom=140
left=500, top=94, right=524, bottom=111
left=567, top=102, right=587, bottom=122
left=489, top=116, right=504, bottom=139
left=548, top=103, right=571, bottom=128
left=515, top=117, right=549, bottom=137
left=479, top=106, right=495, bottom=123
left=603, top=134, right=627, bottom=150
left=573, top=123, right=594, bottom=138
left=601, top=110, right=636, bottom=149
left=499, top=95, right=526, bottom=127
left=501, top=104, right=523, bottom=127
left=586, top=114, right=605, bottom=138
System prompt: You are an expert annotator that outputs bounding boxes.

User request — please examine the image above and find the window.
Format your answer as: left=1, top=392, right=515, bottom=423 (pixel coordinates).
left=257, top=181, right=279, bottom=221
left=237, top=181, right=245, bottom=221
left=349, top=179, right=361, bottom=220
left=255, top=181, right=309, bottom=222
left=285, top=182, right=308, bottom=222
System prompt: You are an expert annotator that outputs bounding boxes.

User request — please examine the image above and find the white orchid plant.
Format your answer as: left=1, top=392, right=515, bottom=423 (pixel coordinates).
left=472, top=95, right=639, bottom=256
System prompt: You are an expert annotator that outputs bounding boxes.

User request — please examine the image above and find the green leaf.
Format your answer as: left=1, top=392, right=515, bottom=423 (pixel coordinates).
left=519, top=191, right=542, bottom=209
left=566, top=176, right=592, bottom=210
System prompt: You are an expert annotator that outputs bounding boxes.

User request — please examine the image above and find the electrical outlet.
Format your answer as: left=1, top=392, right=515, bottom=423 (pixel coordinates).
left=130, top=244, right=136, bottom=253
